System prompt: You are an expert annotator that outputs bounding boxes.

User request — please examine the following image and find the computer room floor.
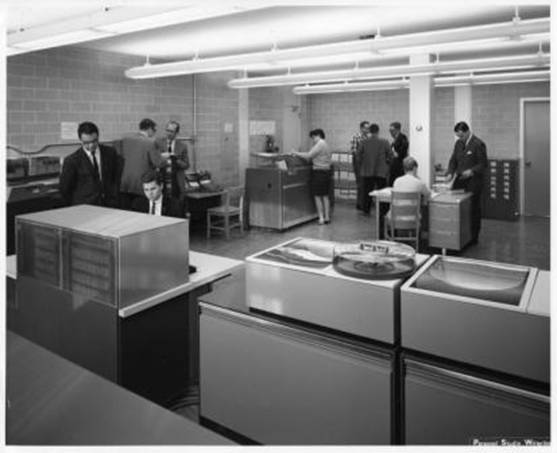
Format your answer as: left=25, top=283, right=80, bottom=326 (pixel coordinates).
left=190, top=199, right=550, bottom=271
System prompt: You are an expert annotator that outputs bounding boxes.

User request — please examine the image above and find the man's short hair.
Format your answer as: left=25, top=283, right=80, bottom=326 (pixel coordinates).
left=309, top=128, right=325, bottom=139
left=403, top=156, right=418, bottom=173
left=359, top=121, right=370, bottom=129
left=141, top=170, right=163, bottom=186
left=167, top=120, right=180, bottom=133
left=369, top=123, right=380, bottom=134
left=390, top=121, right=401, bottom=131
left=454, top=121, right=470, bottom=133
left=77, top=121, right=99, bottom=138
left=139, top=118, right=157, bottom=131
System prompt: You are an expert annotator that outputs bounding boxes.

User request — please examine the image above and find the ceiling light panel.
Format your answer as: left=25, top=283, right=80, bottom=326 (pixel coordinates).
left=124, top=17, right=549, bottom=79
left=227, top=53, right=550, bottom=88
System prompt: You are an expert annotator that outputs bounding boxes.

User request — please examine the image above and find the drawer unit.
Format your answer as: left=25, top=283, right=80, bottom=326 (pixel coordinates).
left=200, top=303, right=393, bottom=445
left=428, top=192, right=472, bottom=251
left=403, top=358, right=549, bottom=445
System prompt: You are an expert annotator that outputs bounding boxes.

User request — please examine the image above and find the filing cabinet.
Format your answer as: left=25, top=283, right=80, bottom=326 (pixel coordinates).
left=483, top=159, right=519, bottom=221
left=428, top=192, right=472, bottom=251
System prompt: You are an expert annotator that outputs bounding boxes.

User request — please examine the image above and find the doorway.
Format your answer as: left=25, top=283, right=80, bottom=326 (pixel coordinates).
left=520, top=98, right=550, bottom=217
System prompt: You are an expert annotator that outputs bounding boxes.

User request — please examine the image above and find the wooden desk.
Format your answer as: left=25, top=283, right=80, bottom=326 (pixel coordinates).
left=369, top=188, right=392, bottom=239
left=370, top=189, right=471, bottom=253
left=185, top=190, right=226, bottom=227
left=185, top=190, right=226, bottom=201
left=428, top=191, right=472, bottom=252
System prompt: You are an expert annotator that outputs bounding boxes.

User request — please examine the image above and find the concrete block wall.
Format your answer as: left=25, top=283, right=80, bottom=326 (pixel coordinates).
left=303, top=81, right=550, bottom=166
left=471, top=82, right=549, bottom=159
left=7, top=46, right=242, bottom=187
left=7, top=47, right=194, bottom=149
left=432, top=87, right=456, bottom=169
left=305, top=90, right=410, bottom=152
left=194, top=71, right=240, bottom=187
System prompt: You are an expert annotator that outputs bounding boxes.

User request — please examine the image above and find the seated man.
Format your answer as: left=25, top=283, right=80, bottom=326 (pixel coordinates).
left=386, top=156, right=431, bottom=233
left=392, top=156, right=431, bottom=203
left=132, top=170, right=186, bottom=218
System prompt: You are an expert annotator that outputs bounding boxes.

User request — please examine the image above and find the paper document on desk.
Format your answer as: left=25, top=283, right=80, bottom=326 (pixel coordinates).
left=369, top=188, right=392, bottom=197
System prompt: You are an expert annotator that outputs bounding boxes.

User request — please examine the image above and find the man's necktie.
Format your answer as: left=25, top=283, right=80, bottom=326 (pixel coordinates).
left=150, top=202, right=155, bottom=215
left=91, top=149, right=100, bottom=179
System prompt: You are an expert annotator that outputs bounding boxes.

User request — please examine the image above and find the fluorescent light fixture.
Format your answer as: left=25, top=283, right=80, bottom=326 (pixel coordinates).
left=380, top=33, right=551, bottom=56
left=292, top=70, right=550, bottom=94
left=435, top=69, right=550, bottom=86
left=125, top=17, right=549, bottom=79
left=228, top=53, right=550, bottom=89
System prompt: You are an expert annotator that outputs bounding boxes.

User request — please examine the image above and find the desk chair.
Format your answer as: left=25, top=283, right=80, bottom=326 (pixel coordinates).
left=206, top=186, right=244, bottom=239
left=384, top=191, right=421, bottom=251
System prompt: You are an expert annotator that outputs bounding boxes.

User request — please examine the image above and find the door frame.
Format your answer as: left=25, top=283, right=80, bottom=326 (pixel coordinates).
left=519, top=97, right=550, bottom=215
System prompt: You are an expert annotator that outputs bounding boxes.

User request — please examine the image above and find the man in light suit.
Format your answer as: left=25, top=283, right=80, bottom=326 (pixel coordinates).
left=119, top=118, right=169, bottom=209
left=59, top=121, right=120, bottom=207
left=155, top=120, right=190, bottom=198
left=131, top=170, right=186, bottom=218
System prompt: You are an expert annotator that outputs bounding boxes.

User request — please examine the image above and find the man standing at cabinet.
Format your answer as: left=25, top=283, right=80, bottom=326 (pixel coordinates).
left=350, top=121, right=370, bottom=210
left=446, top=121, right=488, bottom=245
left=388, top=121, right=409, bottom=186
left=155, top=120, right=190, bottom=199
left=119, top=118, right=169, bottom=209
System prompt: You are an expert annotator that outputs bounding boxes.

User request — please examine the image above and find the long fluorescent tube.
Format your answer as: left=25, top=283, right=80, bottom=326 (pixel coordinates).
left=379, top=33, right=550, bottom=56
left=228, top=53, right=550, bottom=89
left=125, top=17, right=549, bottom=79
left=292, top=70, right=550, bottom=94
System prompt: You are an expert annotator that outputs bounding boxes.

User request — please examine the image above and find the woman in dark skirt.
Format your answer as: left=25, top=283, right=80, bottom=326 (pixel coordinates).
left=291, top=129, right=333, bottom=224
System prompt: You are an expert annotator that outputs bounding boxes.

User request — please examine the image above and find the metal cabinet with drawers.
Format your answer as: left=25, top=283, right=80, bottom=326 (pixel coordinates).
left=428, top=192, right=472, bottom=251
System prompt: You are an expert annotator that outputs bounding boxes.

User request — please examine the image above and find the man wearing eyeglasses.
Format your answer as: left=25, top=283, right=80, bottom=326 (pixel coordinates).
left=59, top=121, right=120, bottom=207
left=155, top=120, right=190, bottom=198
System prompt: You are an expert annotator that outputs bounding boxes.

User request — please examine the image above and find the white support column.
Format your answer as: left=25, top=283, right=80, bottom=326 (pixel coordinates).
left=409, top=54, right=434, bottom=185
left=282, top=87, right=302, bottom=152
left=454, top=85, right=472, bottom=126
left=238, top=88, right=249, bottom=186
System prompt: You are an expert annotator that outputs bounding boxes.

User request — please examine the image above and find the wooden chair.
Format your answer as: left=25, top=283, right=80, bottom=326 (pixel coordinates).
left=384, top=191, right=422, bottom=251
left=206, top=186, right=244, bottom=239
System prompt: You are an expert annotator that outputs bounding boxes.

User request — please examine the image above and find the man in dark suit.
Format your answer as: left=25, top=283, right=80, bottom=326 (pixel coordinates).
left=388, top=121, right=409, bottom=186
left=357, top=123, right=391, bottom=209
left=446, top=121, right=488, bottom=245
left=119, top=118, right=169, bottom=209
left=59, top=121, right=120, bottom=207
left=155, top=120, right=190, bottom=199
left=131, top=170, right=186, bottom=218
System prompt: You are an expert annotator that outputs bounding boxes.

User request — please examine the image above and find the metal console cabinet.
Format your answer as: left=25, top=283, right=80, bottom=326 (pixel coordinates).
left=428, top=192, right=472, bottom=251
left=246, top=167, right=317, bottom=229
left=200, top=302, right=393, bottom=445
left=10, top=205, right=191, bottom=405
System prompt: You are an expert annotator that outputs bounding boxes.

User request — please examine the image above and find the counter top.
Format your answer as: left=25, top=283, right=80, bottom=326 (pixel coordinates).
left=120, top=251, right=243, bottom=317
left=5, top=251, right=244, bottom=318
left=6, top=331, right=233, bottom=445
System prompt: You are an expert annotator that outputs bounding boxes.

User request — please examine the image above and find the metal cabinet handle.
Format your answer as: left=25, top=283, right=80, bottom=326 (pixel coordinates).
left=405, top=359, right=549, bottom=404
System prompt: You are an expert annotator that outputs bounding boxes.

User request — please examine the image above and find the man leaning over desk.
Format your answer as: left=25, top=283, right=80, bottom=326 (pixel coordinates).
left=445, top=121, right=487, bottom=246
